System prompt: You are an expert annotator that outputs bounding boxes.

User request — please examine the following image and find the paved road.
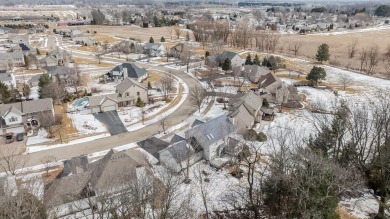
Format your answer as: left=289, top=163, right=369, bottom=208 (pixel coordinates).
left=93, top=111, right=127, bottom=135
left=15, top=63, right=200, bottom=169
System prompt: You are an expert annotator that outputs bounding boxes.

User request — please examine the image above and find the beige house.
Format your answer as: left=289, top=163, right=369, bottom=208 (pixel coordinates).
left=116, top=77, right=148, bottom=107
left=86, top=78, right=148, bottom=113
left=87, top=94, right=118, bottom=113
left=228, top=92, right=264, bottom=134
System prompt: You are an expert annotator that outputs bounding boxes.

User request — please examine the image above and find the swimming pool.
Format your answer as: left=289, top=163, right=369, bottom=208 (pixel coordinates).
left=72, top=97, right=89, bottom=108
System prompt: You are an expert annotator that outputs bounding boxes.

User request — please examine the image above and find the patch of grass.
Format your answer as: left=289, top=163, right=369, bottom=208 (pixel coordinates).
left=68, top=45, right=100, bottom=53
left=337, top=207, right=358, bottom=219
left=95, top=33, right=120, bottom=44
left=146, top=70, right=161, bottom=83
left=53, top=104, right=78, bottom=139
left=73, top=57, right=114, bottom=67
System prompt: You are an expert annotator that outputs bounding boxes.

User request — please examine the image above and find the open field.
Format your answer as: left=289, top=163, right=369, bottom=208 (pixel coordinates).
left=278, top=25, right=390, bottom=75
left=73, top=57, right=114, bottom=67
left=67, top=25, right=176, bottom=43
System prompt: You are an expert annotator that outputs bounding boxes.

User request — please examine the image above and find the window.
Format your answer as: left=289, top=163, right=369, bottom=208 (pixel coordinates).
left=137, top=92, right=140, bottom=96
left=9, top=116, right=18, bottom=123
left=126, top=92, right=129, bottom=97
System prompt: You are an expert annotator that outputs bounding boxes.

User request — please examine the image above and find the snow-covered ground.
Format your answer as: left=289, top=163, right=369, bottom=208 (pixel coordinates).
left=339, top=191, right=381, bottom=219
left=29, top=86, right=39, bottom=100
left=68, top=113, right=108, bottom=134
left=26, top=133, right=110, bottom=153
left=26, top=129, right=52, bottom=146
left=118, top=101, right=166, bottom=127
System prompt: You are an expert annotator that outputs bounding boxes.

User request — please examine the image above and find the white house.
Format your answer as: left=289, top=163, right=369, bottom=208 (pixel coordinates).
left=143, top=43, right=166, bottom=57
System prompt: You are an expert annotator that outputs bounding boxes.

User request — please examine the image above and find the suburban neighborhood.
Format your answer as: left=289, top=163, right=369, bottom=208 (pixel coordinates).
left=0, top=1, right=390, bottom=219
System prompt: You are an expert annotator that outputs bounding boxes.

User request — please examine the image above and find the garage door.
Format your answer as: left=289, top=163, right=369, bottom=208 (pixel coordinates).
left=102, top=105, right=116, bottom=112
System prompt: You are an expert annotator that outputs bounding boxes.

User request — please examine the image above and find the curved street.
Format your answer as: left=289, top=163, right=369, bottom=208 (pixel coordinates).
left=17, top=46, right=202, bottom=168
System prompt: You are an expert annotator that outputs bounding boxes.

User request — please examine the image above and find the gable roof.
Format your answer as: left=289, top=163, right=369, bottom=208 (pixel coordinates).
left=61, top=156, right=89, bottom=177
left=191, top=119, right=205, bottom=128
left=111, top=63, right=147, bottom=79
left=4, top=106, right=22, bottom=117
left=186, top=115, right=236, bottom=148
left=45, top=149, right=152, bottom=207
left=9, top=51, right=23, bottom=59
left=165, top=140, right=195, bottom=163
left=170, top=134, right=186, bottom=144
left=219, top=51, right=240, bottom=60
left=137, top=137, right=170, bottom=159
left=44, top=66, right=76, bottom=76
left=229, top=91, right=263, bottom=117
left=116, top=77, right=147, bottom=95
left=259, top=72, right=282, bottom=88
left=0, top=98, right=53, bottom=117
left=87, top=94, right=118, bottom=107
left=0, top=73, right=13, bottom=82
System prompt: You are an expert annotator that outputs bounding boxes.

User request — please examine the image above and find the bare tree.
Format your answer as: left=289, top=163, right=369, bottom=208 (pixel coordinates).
left=290, top=42, right=302, bottom=56
left=158, top=73, right=174, bottom=100
left=41, top=155, right=56, bottom=177
left=383, top=45, right=390, bottom=79
left=347, top=39, right=358, bottom=59
left=40, top=81, right=66, bottom=104
left=0, top=145, right=27, bottom=175
left=37, top=112, right=63, bottom=140
left=189, top=85, right=206, bottom=113
left=174, top=26, right=182, bottom=39
left=194, top=165, right=211, bottom=219
left=159, top=116, right=170, bottom=134
left=359, top=47, right=368, bottom=72
left=339, top=74, right=354, bottom=90
left=367, top=44, right=380, bottom=75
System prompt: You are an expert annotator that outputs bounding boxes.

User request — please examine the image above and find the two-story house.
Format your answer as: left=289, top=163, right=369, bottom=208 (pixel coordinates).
left=108, top=63, right=148, bottom=82
left=0, top=98, right=54, bottom=135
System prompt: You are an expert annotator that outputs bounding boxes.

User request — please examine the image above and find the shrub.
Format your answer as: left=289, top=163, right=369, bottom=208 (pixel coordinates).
left=257, top=132, right=267, bottom=142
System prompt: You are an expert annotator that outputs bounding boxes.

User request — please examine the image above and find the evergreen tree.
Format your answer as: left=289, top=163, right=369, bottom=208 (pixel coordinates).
left=222, top=58, right=231, bottom=72
left=245, top=54, right=253, bottom=65
left=205, top=51, right=210, bottom=58
left=253, top=54, right=261, bottom=66
left=316, top=43, right=330, bottom=63
left=0, top=82, right=11, bottom=103
left=38, top=74, right=50, bottom=98
left=149, top=37, right=154, bottom=43
left=160, top=36, right=165, bottom=42
left=306, top=66, right=326, bottom=86
left=147, top=81, right=152, bottom=89
left=135, top=96, right=144, bottom=107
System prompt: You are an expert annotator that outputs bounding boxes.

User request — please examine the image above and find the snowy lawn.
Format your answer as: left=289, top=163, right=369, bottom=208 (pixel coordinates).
left=67, top=113, right=107, bottom=134
left=26, top=129, right=53, bottom=146
left=202, top=100, right=227, bottom=121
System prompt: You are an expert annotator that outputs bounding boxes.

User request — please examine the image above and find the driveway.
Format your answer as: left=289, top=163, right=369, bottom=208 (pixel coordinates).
left=93, top=111, right=127, bottom=135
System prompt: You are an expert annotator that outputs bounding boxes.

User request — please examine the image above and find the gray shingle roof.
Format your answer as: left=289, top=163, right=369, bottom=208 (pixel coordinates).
left=170, top=134, right=186, bottom=144
left=44, top=66, right=76, bottom=76
left=220, top=51, right=240, bottom=60
left=137, top=137, right=170, bottom=159
left=111, top=63, right=147, bottom=79
left=186, top=115, right=236, bottom=148
left=0, top=73, right=13, bottom=82
left=87, top=94, right=118, bottom=107
left=191, top=119, right=205, bottom=128
left=116, top=77, right=147, bottom=95
left=166, top=140, right=194, bottom=163
left=0, top=98, right=53, bottom=117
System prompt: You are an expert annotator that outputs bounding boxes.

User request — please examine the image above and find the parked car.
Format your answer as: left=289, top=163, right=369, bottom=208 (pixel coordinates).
left=16, top=133, right=24, bottom=142
left=4, top=132, right=14, bottom=144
